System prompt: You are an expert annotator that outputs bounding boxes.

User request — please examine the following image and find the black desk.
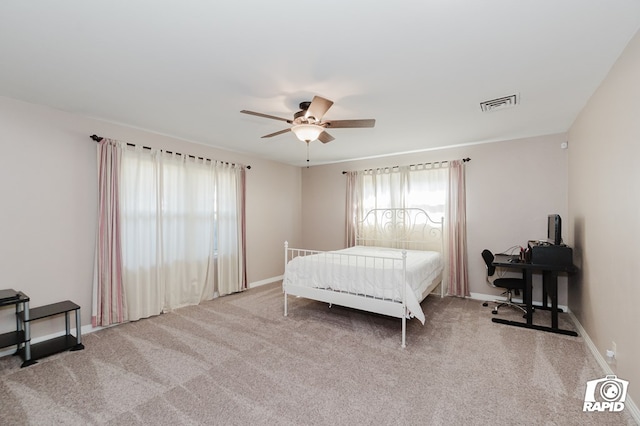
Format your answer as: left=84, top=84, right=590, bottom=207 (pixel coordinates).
left=491, top=254, right=577, bottom=336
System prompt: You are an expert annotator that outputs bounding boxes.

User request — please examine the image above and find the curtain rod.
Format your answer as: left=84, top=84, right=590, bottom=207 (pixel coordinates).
left=341, top=157, right=470, bottom=174
left=90, top=135, right=251, bottom=169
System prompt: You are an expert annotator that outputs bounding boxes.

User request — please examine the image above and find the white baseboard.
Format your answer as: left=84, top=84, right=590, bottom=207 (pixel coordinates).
left=568, top=311, right=640, bottom=424
left=248, top=275, right=283, bottom=289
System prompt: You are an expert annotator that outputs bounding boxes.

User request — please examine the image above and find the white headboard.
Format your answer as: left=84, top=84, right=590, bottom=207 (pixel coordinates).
left=354, top=208, right=444, bottom=252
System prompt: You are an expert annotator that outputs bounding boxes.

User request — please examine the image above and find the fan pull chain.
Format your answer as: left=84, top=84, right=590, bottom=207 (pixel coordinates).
left=306, top=141, right=310, bottom=168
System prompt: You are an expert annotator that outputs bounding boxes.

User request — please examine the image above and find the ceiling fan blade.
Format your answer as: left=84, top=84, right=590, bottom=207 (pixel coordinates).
left=241, top=110, right=292, bottom=123
left=324, top=119, right=376, bottom=128
left=261, top=128, right=291, bottom=138
left=306, top=96, right=334, bottom=121
left=318, top=131, right=335, bottom=144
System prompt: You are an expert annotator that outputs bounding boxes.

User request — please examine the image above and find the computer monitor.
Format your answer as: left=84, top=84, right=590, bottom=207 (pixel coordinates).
left=547, top=214, right=562, bottom=245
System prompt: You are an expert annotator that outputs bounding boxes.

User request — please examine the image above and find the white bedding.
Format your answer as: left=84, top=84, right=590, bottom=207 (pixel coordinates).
left=283, top=245, right=443, bottom=324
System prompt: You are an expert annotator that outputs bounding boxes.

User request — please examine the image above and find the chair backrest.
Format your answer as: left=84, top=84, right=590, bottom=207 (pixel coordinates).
left=481, top=249, right=496, bottom=277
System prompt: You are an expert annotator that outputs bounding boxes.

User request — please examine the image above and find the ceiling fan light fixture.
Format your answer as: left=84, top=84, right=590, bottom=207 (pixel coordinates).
left=291, top=124, right=323, bottom=142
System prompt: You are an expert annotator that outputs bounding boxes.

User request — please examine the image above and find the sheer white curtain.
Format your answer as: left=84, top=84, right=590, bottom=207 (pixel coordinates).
left=214, top=162, right=245, bottom=296
left=349, top=166, right=447, bottom=237
left=93, top=141, right=246, bottom=325
left=345, top=162, right=469, bottom=296
left=351, top=167, right=408, bottom=245
left=119, top=145, right=163, bottom=320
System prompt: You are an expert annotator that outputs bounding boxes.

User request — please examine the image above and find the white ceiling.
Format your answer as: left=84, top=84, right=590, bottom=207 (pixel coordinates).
left=1, top=1, right=639, bottom=167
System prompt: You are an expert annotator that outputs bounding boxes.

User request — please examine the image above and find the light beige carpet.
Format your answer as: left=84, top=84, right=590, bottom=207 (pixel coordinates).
left=0, top=282, right=635, bottom=425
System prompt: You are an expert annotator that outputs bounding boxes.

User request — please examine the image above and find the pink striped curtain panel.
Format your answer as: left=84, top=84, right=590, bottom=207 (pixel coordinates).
left=446, top=160, right=469, bottom=297
left=92, top=139, right=126, bottom=327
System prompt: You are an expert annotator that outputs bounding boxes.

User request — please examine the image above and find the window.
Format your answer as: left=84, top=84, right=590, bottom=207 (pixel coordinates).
left=357, top=166, right=448, bottom=221
left=93, top=139, right=246, bottom=326
left=120, top=149, right=221, bottom=269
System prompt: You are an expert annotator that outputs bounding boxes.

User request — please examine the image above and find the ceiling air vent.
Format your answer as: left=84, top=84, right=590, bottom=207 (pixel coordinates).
left=480, top=93, right=519, bottom=112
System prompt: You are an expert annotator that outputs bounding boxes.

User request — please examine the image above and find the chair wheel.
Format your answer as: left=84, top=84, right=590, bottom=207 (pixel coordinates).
left=482, top=302, right=488, bottom=307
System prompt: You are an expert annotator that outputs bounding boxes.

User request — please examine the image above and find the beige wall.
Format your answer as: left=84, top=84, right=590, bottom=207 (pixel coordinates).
left=0, top=96, right=301, bottom=337
left=301, top=133, right=569, bottom=301
left=568, top=29, right=640, bottom=403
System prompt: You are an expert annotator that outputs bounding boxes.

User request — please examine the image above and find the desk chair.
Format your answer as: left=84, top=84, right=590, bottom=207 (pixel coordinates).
left=481, top=249, right=528, bottom=315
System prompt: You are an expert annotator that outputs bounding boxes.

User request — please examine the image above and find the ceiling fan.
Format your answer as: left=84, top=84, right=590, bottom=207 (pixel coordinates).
left=240, top=95, right=375, bottom=144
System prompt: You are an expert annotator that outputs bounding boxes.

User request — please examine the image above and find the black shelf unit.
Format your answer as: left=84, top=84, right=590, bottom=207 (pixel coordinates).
left=17, top=300, right=84, bottom=367
left=0, top=330, right=25, bottom=350
left=0, top=290, right=29, bottom=358
left=24, top=334, right=81, bottom=361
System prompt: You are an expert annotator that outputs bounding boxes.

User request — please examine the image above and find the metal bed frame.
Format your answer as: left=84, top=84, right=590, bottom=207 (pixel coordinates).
left=283, top=208, right=444, bottom=348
